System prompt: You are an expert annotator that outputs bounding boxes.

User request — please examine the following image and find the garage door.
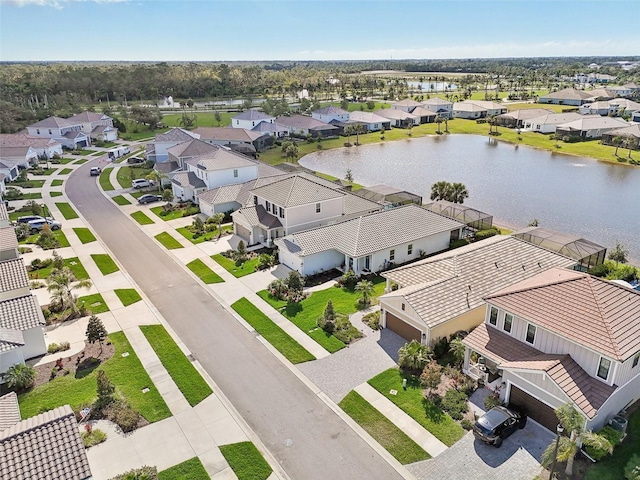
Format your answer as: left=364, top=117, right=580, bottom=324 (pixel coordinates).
left=235, top=224, right=251, bottom=242
left=385, top=312, right=422, bottom=342
left=508, top=386, right=557, bottom=432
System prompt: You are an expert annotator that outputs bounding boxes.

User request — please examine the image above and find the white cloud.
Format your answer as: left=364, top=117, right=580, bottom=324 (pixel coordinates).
left=3, top=0, right=127, bottom=8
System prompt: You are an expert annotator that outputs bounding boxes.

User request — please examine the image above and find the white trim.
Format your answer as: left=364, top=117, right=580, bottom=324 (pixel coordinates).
left=506, top=373, right=569, bottom=409
left=596, top=356, right=612, bottom=381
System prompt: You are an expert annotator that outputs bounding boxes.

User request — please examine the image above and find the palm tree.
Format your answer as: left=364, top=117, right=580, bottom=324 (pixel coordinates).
left=449, top=338, right=466, bottom=366
left=430, top=181, right=452, bottom=201
left=612, top=135, right=623, bottom=157
left=146, top=169, right=169, bottom=193
left=343, top=125, right=354, bottom=145
left=435, top=114, right=443, bottom=134
left=398, top=340, right=431, bottom=373
left=542, top=403, right=613, bottom=476
left=623, top=135, right=637, bottom=159
left=2, top=363, right=36, bottom=391
left=450, top=182, right=469, bottom=204
left=46, top=267, right=92, bottom=314
left=355, top=280, right=374, bottom=307
left=209, top=212, right=225, bottom=238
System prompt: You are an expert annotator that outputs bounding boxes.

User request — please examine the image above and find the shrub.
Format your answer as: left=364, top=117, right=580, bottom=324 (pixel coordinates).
left=3, top=363, right=36, bottom=390
left=267, top=278, right=288, bottom=300
left=108, top=401, right=141, bottom=433
left=432, top=336, right=450, bottom=360
left=59, top=340, right=70, bottom=351
left=339, top=269, right=358, bottom=289
left=473, top=227, right=501, bottom=242
left=109, top=466, right=158, bottom=480
left=441, top=389, right=469, bottom=420
left=318, top=300, right=336, bottom=333
left=398, top=340, right=431, bottom=373
left=584, top=425, right=623, bottom=461
left=461, top=419, right=474, bottom=430
left=81, top=428, right=107, bottom=448
left=449, top=238, right=469, bottom=250
left=47, top=343, right=60, bottom=354
left=332, top=313, right=363, bottom=344
left=36, top=226, right=60, bottom=250
left=362, top=311, right=381, bottom=330
left=484, top=393, right=502, bottom=410
left=257, top=253, right=275, bottom=270
left=625, top=454, right=640, bottom=480
left=14, top=224, right=30, bottom=241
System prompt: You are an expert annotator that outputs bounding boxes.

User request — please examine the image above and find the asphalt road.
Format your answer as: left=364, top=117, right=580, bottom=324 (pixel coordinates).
left=66, top=160, right=404, bottom=480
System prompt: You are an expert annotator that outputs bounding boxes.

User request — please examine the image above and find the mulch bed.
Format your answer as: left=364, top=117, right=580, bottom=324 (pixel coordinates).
left=32, top=341, right=115, bottom=389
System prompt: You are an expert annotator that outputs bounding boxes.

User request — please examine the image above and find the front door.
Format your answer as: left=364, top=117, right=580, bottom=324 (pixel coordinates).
left=365, top=255, right=371, bottom=270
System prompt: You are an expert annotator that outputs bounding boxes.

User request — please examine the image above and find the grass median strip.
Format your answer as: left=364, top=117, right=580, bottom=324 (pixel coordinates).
left=158, top=457, right=209, bottom=480
left=78, top=293, right=110, bottom=314
left=51, top=179, right=64, bottom=187
left=55, top=202, right=79, bottom=219
left=140, top=325, right=212, bottom=406
left=91, top=253, right=120, bottom=275
left=73, top=227, right=96, bottom=244
left=219, top=442, right=272, bottom=480
left=339, top=390, right=431, bottom=464
left=60, top=168, right=73, bottom=175
left=231, top=298, right=315, bottom=364
left=50, top=191, right=63, bottom=197
left=112, top=195, right=131, bottom=205
left=155, top=232, right=184, bottom=249
left=130, top=210, right=154, bottom=225
left=114, top=288, right=142, bottom=306
left=186, top=259, right=224, bottom=284
left=99, top=168, right=115, bottom=191
left=212, top=254, right=259, bottom=278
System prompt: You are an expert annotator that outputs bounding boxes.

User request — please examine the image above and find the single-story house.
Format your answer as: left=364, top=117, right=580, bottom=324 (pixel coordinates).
left=378, top=235, right=576, bottom=346
left=275, top=115, right=339, bottom=138
left=453, top=101, right=507, bottom=119
left=579, top=101, right=617, bottom=116
left=584, top=88, right=616, bottom=101
left=232, top=110, right=275, bottom=130
left=601, top=124, right=640, bottom=149
left=537, top=88, right=594, bottom=106
left=374, top=109, right=418, bottom=128
left=462, top=268, right=640, bottom=432
left=275, top=204, right=464, bottom=277
left=410, top=106, right=438, bottom=124
left=555, top=116, right=629, bottom=139
left=496, top=108, right=553, bottom=128
left=422, top=98, right=453, bottom=118
left=523, top=112, right=588, bottom=133
left=193, top=127, right=272, bottom=152
left=311, top=106, right=350, bottom=124
left=347, top=111, right=391, bottom=131
left=606, top=85, right=634, bottom=97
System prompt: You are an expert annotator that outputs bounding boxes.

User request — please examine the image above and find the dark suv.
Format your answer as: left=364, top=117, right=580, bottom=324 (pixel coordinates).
left=473, top=405, right=526, bottom=447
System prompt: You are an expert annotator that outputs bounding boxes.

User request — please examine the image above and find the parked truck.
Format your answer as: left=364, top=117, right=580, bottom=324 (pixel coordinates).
left=107, top=146, right=130, bottom=160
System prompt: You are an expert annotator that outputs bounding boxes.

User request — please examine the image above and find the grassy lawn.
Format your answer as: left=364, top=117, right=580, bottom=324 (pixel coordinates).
left=117, top=166, right=153, bottom=188
left=59, top=168, right=73, bottom=175
left=50, top=191, right=63, bottom=197
left=231, top=298, right=315, bottom=364
left=163, top=111, right=234, bottom=128
left=257, top=277, right=386, bottom=353
left=129, top=191, right=147, bottom=199
left=176, top=227, right=219, bottom=244
left=11, top=179, right=45, bottom=188
left=130, top=210, right=155, bottom=225
left=211, top=254, right=259, bottom=278
left=155, top=232, right=184, bottom=249
left=368, top=368, right=464, bottom=447
left=90, top=253, right=120, bottom=275
left=58, top=158, right=75, bottom=164
left=72, top=149, right=95, bottom=155
left=150, top=206, right=186, bottom=221
left=114, top=288, right=142, bottom=306
left=186, top=259, right=224, bottom=284
left=27, top=257, right=89, bottom=281
left=34, top=168, right=57, bottom=176
left=18, top=192, right=43, bottom=199
left=73, top=227, right=96, bottom=244
left=18, top=331, right=171, bottom=422
left=51, top=179, right=64, bottom=187
left=19, top=229, right=70, bottom=248
left=112, top=195, right=131, bottom=205
left=99, top=168, right=115, bottom=191
left=140, top=325, right=213, bottom=407
left=219, top=442, right=272, bottom=480
left=585, top=406, right=640, bottom=480
left=158, top=457, right=209, bottom=480
left=74, top=159, right=88, bottom=165
left=78, top=293, right=110, bottom=314
left=339, top=390, right=431, bottom=464
left=55, top=202, right=79, bottom=219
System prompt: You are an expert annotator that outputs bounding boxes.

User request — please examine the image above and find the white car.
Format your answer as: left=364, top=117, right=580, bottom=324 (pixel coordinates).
left=132, top=179, right=154, bottom=189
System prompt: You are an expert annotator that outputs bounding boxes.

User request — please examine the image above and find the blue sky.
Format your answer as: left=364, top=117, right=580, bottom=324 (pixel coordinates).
left=1, top=0, right=639, bottom=61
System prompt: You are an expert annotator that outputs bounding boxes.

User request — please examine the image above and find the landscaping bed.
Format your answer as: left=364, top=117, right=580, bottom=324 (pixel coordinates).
left=150, top=203, right=199, bottom=221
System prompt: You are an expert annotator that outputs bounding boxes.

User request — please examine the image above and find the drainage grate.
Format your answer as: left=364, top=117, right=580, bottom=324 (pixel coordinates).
left=187, top=354, right=196, bottom=362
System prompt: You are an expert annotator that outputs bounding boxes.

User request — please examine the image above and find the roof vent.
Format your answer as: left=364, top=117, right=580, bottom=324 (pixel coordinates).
left=495, top=261, right=498, bottom=268
left=522, top=265, right=526, bottom=271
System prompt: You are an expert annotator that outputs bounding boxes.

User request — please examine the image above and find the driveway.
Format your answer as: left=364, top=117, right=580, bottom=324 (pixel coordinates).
left=406, top=420, right=554, bottom=480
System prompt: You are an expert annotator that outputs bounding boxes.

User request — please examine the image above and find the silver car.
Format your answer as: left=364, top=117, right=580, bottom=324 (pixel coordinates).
left=28, top=218, right=62, bottom=233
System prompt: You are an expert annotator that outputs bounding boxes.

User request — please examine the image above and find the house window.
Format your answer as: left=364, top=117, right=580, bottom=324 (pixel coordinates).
left=272, top=204, right=277, bottom=214
left=233, top=169, right=238, bottom=178
left=389, top=249, right=395, bottom=261
left=401, top=303, right=405, bottom=311
left=36, top=129, right=40, bottom=134
left=48, top=129, right=52, bottom=135
left=633, top=352, right=640, bottom=369
left=265, top=201, right=271, bottom=211
left=525, top=323, right=536, bottom=344
left=279, top=207, right=284, bottom=218
left=408, top=244, right=413, bottom=255
left=597, top=357, right=611, bottom=380
left=503, top=313, right=513, bottom=333
left=489, top=307, right=498, bottom=325
left=315, top=203, right=321, bottom=213
left=253, top=196, right=258, bottom=205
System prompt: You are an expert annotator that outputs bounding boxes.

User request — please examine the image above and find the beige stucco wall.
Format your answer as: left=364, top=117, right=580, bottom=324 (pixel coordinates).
left=429, top=307, right=486, bottom=344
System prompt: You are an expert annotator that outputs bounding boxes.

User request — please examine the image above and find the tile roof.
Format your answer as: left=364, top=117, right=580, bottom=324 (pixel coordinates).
left=0, top=327, right=25, bottom=353
left=348, top=111, right=389, bottom=124
left=155, top=160, right=180, bottom=174
left=256, top=162, right=286, bottom=178
left=0, top=225, right=19, bottom=253
left=498, top=108, right=554, bottom=120
left=453, top=102, right=488, bottom=112
left=68, top=111, right=110, bottom=123
left=276, top=204, right=463, bottom=259
left=463, top=322, right=540, bottom=363
left=191, top=147, right=258, bottom=172
left=0, top=393, right=20, bottom=431
left=0, top=146, right=33, bottom=159
left=540, top=88, right=594, bottom=101
left=0, top=134, right=61, bottom=149
left=557, top=116, right=629, bottom=131
left=411, top=106, right=437, bottom=117
left=313, top=106, right=349, bottom=115
left=606, top=123, right=640, bottom=138
left=155, top=127, right=199, bottom=143
left=422, top=98, right=453, bottom=106
left=609, top=98, right=640, bottom=110
left=250, top=175, right=344, bottom=207
left=233, top=110, right=273, bottom=121
left=276, top=115, right=336, bottom=131
left=525, top=112, right=587, bottom=125
left=251, top=121, right=289, bottom=133
left=485, top=268, right=640, bottom=361
left=199, top=182, right=245, bottom=206
left=0, top=295, right=45, bottom=331
left=29, top=116, right=81, bottom=129
left=0, top=405, right=92, bottom=480
left=167, top=138, right=217, bottom=158
left=381, top=236, right=576, bottom=328
left=375, top=109, right=418, bottom=121
left=0, top=258, right=28, bottom=293
left=171, top=171, right=206, bottom=189
left=0, top=201, right=8, bottom=225
left=342, top=192, right=382, bottom=216
left=193, top=127, right=267, bottom=142
left=392, top=99, right=423, bottom=108
left=234, top=205, right=282, bottom=229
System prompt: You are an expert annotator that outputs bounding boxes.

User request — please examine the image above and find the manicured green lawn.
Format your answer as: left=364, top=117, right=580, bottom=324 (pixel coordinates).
left=90, top=253, right=120, bottom=275
left=130, top=210, right=154, bottom=225
left=74, top=159, right=88, bottom=165
left=19, top=229, right=70, bottom=248
left=219, top=442, right=272, bottom=480
left=57, top=158, right=75, bottom=164
left=585, top=407, right=640, bottom=480
left=150, top=206, right=185, bottom=221
left=186, top=259, right=224, bottom=284
left=163, top=111, right=234, bottom=128
left=11, top=179, right=45, bottom=188
left=140, top=325, right=213, bottom=407
left=59, top=168, right=73, bottom=175
left=18, top=331, right=171, bottom=422
left=99, top=168, right=115, bottom=191
left=18, top=192, right=43, bottom=199
left=73, top=227, right=96, bottom=244
left=117, top=166, right=153, bottom=188
left=129, top=191, right=146, bottom=199
left=55, top=202, right=79, bottom=219
left=231, top=298, right=315, bottom=364
left=78, top=293, right=110, bottom=314
left=212, top=254, right=259, bottom=278
left=73, top=149, right=95, bottom=155
left=158, top=457, right=209, bottom=480
left=50, top=191, right=63, bottom=197
left=368, top=368, right=464, bottom=447
left=257, top=277, right=386, bottom=353
left=176, top=227, right=217, bottom=244
left=112, top=195, right=131, bottom=205
left=35, top=168, right=57, bottom=175
left=339, top=390, right=431, bottom=464
left=155, top=232, right=184, bottom=249
left=26, top=257, right=89, bottom=281
left=114, top=288, right=142, bottom=306
left=51, top=179, right=64, bottom=187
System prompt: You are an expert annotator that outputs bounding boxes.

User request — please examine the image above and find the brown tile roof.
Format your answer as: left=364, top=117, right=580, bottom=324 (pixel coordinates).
left=0, top=295, right=46, bottom=331
left=0, top=393, right=20, bottom=431
left=485, top=268, right=640, bottom=361
left=0, top=405, right=92, bottom=480
left=0, top=258, right=30, bottom=294
left=0, top=201, right=8, bottom=225
left=463, top=323, right=540, bottom=364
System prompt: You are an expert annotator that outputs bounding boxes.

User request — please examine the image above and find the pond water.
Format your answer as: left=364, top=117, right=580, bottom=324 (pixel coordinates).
left=299, top=135, right=640, bottom=264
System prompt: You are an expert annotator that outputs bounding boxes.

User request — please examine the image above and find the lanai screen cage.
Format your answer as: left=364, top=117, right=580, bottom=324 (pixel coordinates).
left=513, top=226, right=606, bottom=270
left=353, top=184, right=422, bottom=208
left=424, top=200, right=493, bottom=231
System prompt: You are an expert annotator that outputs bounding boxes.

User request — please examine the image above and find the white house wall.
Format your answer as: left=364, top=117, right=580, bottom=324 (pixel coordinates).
left=312, top=112, right=349, bottom=123
left=22, top=327, right=47, bottom=360
left=234, top=118, right=274, bottom=130
left=0, top=349, right=25, bottom=377
left=283, top=197, right=344, bottom=234
left=300, top=249, right=344, bottom=276
left=380, top=298, right=426, bottom=336
left=614, top=353, right=640, bottom=387
left=586, top=374, right=640, bottom=431
left=278, top=247, right=303, bottom=274
left=369, top=230, right=451, bottom=272
left=201, top=165, right=257, bottom=190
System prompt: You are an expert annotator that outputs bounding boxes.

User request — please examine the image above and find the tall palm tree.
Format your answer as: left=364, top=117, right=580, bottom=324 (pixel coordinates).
left=430, top=181, right=452, bottom=201
left=449, top=338, right=466, bottom=366
left=450, top=182, right=469, bottom=204
left=146, top=169, right=169, bottom=193
left=46, top=267, right=92, bottom=314
left=435, top=114, right=443, bottom=134
left=398, top=340, right=431, bottom=372
left=353, top=123, right=364, bottom=145
left=612, top=135, right=623, bottom=156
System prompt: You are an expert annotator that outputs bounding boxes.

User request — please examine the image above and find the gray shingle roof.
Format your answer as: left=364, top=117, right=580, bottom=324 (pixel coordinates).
left=0, top=295, right=46, bottom=331
left=155, top=127, right=199, bottom=143
left=313, top=106, right=349, bottom=115
left=191, top=148, right=258, bottom=172
left=167, top=139, right=217, bottom=158
left=171, top=171, right=206, bottom=189
left=0, top=405, right=92, bottom=480
left=0, top=258, right=29, bottom=294
left=0, top=327, right=24, bottom=353
left=0, top=393, right=21, bottom=431
left=251, top=175, right=344, bottom=207
left=234, top=205, right=282, bottom=229
left=276, top=115, right=336, bottom=131
left=193, top=127, right=267, bottom=142
left=68, top=111, right=110, bottom=123
left=233, top=110, right=273, bottom=121
left=29, top=116, right=81, bottom=129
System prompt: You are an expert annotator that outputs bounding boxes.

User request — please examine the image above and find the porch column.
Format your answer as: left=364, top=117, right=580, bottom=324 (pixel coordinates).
left=385, top=277, right=391, bottom=293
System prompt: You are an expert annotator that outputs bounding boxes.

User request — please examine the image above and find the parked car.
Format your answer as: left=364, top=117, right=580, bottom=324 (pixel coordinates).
left=132, top=179, right=154, bottom=189
left=16, top=215, right=45, bottom=224
left=90, top=166, right=102, bottom=176
left=27, top=218, right=62, bottom=233
left=127, top=156, right=144, bottom=164
left=138, top=194, right=162, bottom=205
left=473, top=405, right=526, bottom=447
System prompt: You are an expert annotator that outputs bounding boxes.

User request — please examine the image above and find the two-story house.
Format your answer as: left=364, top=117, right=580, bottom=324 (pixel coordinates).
left=0, top=146, right=39, bottom=181
left=68, top=111, right=118, bottom=142
left=422, top=98, right=454, bottom=119
left=462, top=267, right=640, bottom=432
left=26, top=117, right=90, bottom=149
left=311, top=106, right=350, bottom=124
left=146, top=127, right=200, bottom=163
left=232, top=110, right=275, bottom=130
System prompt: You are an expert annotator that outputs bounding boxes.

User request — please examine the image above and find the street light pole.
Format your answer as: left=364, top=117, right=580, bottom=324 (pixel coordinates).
left=549, top=423, right=564, bottom=480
